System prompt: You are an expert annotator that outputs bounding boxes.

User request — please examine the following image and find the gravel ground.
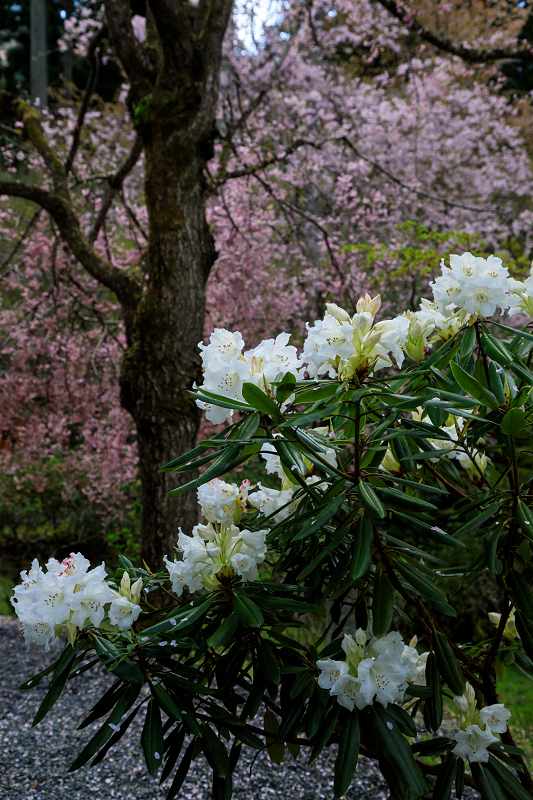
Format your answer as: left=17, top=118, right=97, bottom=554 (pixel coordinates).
left=0, top=616, right=479, bottom=800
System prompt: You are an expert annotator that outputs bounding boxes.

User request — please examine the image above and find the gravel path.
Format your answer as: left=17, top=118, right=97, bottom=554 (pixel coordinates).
left=0, top=617, right=479, bottom=800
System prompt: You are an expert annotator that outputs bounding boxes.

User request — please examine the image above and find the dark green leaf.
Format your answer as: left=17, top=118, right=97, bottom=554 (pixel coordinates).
left=450, top=362, right=499, bottom=409
left=370, top=706, right=426, bottom=796
left=334, top=709, right=360, bottom=798
left=357, top=481, right=386, bottom=519
left=350, top=515, right=373, bottom=580
left=207, top=613, right=239, bottom=647
left=372, top=574, right=394, bottom=636
left=433, top=632, right=465, bottom=696
left=233, top=593, right=264, bottom=627
left=433, top=752, right=457, bottom=800
left=69, top=684, right=141, bottom=771
left=166, top=739, right=195, bottom=800
left=150, top=682, right=182, bottom=722
left=141, top=698, right=164, bottom=775
left=256, top=638, right=280, bottom=685
left=425, top=652, right=443, bottom=733
left=32, top=645, right=78, bottom=726
left=241, top=383, right=281, bottom=418
left=202, top=724, right=230, bottom=778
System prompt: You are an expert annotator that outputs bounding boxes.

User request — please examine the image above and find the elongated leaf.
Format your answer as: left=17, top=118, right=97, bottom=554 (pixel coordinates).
left=334, top=709, right=360, bottom=798
left=394, top=559, right=449, bottom=605
left=370, top=706, right=426, bottom=796
left=257, top=595, right=316, bottom=613
left=69, top=684, right=141, bottom=771
left=241, top=382, right=281, bottom=418
left=233, top=593, right=264, bottom=627
left=450, top=362, right=499, bottom=409
left=433, top=752, right=457, bottom=800
left=141, top=698, right=165, bottom=775
left=460, top=326, right=476, bottom=359
left=90, top=701, right=143, bottom=768
left=358, top=481, right=386, bottom=519
left=486, top=754, right=533, bottom=800
left=207, top=613, right=239, bottom=647
left=372, top=574, right=394, bottom=636
left=377, top=487, right=437, bottom=512
left=32, top=645, right=78, bottom=726
left=167, top=445, right=243, bottom=496
left=256, top=638, right=280, bottom=685
left=142, top=594, right=216, bottom=635
left=507, top=571, right=533, bottom=619
left=202, top=724, right=230, bottom=778
left=150, top=682, right=182, bottom=722
left=452, top=503, right=502, bottom=538
left=350, top=515, right=373, bottom=580
left=292, top=493, right=345, bottom=541
left=166, top=738, right=195, bottom=800
left=295, top=383, right=338, bottom=403
left=308, top=705, right=339, bottom=764
left=425, top=652, right=443, bottom=733
left=275, top=439, right=307, bottom=476
left=470, top=763, right=508, bottom=800
left=433, top=632, right=465, bottom=696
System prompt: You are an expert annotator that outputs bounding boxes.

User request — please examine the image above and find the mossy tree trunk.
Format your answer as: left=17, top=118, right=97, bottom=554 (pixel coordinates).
left=106, top=0, right=233, bottom=568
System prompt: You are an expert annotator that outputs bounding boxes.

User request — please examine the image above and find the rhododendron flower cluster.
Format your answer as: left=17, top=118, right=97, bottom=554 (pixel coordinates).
left=196, top=330, right=302, bottom=423
left=317, top=630, right=428, bottom=712
left=303, top=298, right=409, bottom=381
left=165, top=479, right=268, bottom=595
left=11, top=553, right=141, bottom=649
left=431, top=253, right=511, bottom=319
left=452, top=682, right=511, bottom=763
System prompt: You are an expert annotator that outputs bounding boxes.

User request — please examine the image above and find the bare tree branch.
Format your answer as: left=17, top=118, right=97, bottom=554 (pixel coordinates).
left=376, top=0, right=533, bottom=62
left=88, top=134, right=144, bottom=243
left=211, top=138, right=321, bottom=188
left=0, top=179, right=141, bottom=308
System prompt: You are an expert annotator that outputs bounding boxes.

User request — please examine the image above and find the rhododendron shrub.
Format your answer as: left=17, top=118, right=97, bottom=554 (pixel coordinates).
left=14, top=252, right=533, bottom=800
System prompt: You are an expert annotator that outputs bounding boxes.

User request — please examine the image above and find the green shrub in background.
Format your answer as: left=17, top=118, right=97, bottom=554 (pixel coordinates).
left=0, top=462, right=140, bottom=614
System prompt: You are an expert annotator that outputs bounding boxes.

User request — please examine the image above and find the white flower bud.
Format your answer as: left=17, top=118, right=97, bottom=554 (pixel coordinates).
left=325, top=302, right=351, bottom=322
left=454, top=695, right=469, bottom=713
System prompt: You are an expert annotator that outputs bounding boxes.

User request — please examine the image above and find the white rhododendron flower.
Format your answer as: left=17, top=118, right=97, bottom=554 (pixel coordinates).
left=248, top=483, right=298, bottom=523
left=196, top=328, right=301, bottom=423
left=451, top=682, right=511, bottom=762
left=430, top=252, right=510, bottom=318
left=108, top=595, right=142, bottom=631
left=316, top=659, right=349, bottom=690
left=302, top=297, right=408, bottom=382
left=316, top=629, right=420, bottom=712
left=11, top=552, right=136, bottom=649
left=479, top=704, right=512, bottom=734
left=164, top=514, right=268, bottom=596
left=197, top=479, right=248, bottom=526
left=508, top=268, right=533, bottom=317
left=452, top=725, right=499, bottom=763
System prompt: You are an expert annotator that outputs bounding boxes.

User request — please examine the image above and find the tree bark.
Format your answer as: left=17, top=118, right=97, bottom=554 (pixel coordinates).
left=120, top=73, right=217, bottom=566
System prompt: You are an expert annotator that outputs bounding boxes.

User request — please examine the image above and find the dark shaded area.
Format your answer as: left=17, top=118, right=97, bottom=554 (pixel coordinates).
left=0, top=0, right=122, bottom=101
left=501, top=10, right=533, bottom=92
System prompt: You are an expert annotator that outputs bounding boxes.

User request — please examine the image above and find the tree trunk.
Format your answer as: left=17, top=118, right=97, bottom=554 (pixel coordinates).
left=120, top=66, right=217, bottom=568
